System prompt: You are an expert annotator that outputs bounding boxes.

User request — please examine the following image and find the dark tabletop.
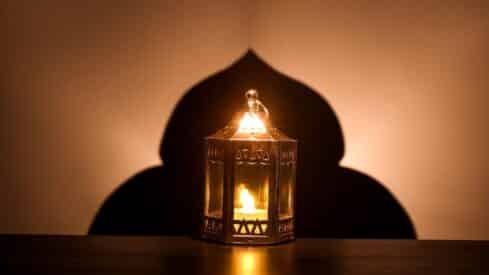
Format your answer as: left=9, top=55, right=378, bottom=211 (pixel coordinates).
left=2, top=235, right=489, bottom=274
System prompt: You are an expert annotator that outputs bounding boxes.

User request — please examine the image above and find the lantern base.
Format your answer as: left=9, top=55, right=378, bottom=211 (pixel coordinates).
left=201, top=216, right=295, bottom=245
left=201, top=233, right=295, bottom=245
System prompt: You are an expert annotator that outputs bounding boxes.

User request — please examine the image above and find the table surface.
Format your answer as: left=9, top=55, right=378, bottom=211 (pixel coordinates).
left=2, top=235, right=489, bottom=274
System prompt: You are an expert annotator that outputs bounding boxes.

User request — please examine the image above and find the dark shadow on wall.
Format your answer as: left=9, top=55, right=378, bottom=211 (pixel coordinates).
left=89, top=50, right=416, bottom=238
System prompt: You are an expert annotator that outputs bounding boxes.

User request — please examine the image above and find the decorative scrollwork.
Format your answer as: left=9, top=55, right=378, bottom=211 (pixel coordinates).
left=278, top=218, right=294, bottom=234
left=203, top=217, right=223, bottom=234
left=235, top=147, right=270, bottom=164
left=232, top=220, right=269, bottom=235
left=280, top=150, right=296, bottom=166
left=207, top=143, right=224, bottom=163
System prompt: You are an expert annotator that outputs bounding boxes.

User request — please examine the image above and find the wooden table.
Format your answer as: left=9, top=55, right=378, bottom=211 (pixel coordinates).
left=2, top=235, right=488, bottom=274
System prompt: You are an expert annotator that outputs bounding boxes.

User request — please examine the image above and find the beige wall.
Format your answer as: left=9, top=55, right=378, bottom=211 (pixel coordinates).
left=3, top=0, right=489, bottom=239
left=251, top=0, right=489, bottom=240
left=3, top=0, right=249, bottom=234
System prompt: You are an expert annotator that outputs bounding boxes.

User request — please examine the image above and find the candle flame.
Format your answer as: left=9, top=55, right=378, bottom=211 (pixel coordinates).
left=237, top=112, right=266, bottom=134
left=239, top=186, right=256, bottom=213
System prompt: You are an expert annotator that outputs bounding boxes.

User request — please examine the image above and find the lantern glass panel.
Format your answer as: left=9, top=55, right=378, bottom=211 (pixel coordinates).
left=204, top=149, right=224, bottom=218
left=233, top=159, right=270, bottom=221
left=279, top=159, right=295, bottom=219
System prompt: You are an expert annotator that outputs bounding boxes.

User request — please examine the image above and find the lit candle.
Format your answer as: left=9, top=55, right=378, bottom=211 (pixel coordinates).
left=234, top=185, right=267, bottom=220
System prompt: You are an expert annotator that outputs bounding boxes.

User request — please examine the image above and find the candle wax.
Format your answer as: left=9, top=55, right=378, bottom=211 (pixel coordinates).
left=234, top=208, right=267, bottom=220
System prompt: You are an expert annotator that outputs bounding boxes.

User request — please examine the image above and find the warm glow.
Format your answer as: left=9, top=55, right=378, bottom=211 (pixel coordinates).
left=237, top=112, right=266, bottom=134
left=234, top=185, right=267, bottom=220
left=239, top=186, right=256, bottom=213
left=232, top=249, right=265, bottom=275
left=240, top=251, right=258, bottom=273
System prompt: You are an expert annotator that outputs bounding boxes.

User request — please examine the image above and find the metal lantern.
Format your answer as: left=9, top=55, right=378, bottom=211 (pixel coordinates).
left=201, top=89, right=297, bottom=245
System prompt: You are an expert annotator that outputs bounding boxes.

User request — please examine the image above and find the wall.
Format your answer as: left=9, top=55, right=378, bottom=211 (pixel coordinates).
left=250, top=0, right=489, bottom=240
left=2, top=0, right=489, bottom=239
left=3, top=0, right=249, bottom=234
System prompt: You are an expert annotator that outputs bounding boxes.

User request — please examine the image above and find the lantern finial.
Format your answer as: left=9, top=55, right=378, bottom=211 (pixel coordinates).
left=245, top=89, right=269, bottom=118
left=237, top=90, right=269, bottom=135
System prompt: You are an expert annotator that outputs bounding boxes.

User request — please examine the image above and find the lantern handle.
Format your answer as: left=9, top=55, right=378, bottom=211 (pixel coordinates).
left=245, top=89, right=269, bottom=118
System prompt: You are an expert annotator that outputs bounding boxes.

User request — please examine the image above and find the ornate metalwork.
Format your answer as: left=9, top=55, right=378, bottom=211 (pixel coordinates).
left=235, top=147, right=271, bottom=165
left=232, top=220, right=268, bottom=235
left=278, top=218, right=294, bottom=235
left=207, top=142, right=225, bottom=163
left=203, top=217, right=223, bottom=234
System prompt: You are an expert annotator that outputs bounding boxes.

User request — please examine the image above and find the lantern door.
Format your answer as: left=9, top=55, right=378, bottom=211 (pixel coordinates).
left=231, top=141, right=273, bottom=240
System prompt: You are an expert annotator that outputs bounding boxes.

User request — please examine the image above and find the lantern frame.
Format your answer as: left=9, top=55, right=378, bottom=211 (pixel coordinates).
left=201, top=90, right=297, bottom=245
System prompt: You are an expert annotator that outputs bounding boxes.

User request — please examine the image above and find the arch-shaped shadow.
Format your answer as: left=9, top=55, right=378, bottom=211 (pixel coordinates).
left=89, top=50, right=416, bottom=238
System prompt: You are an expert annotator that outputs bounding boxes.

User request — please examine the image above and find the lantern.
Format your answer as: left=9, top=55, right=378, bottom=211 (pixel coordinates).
left=202, top=89, right=297, bottom=245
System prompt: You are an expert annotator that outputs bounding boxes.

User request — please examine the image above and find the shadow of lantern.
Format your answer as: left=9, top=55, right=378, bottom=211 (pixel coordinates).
left=89, top=50, right=416, bottom=239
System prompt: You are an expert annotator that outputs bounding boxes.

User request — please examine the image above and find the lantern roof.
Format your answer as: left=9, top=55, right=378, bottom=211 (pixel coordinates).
left=206, top=90, right=296, bottom=142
